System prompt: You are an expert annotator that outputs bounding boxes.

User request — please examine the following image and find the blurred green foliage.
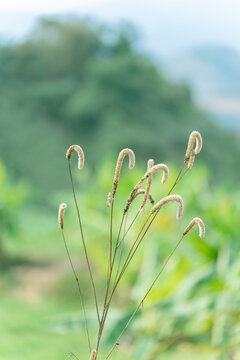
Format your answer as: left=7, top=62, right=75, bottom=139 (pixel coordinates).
left=0, top=18, right=240, bottom=200
left=27, top=159, right=239, bottom=359
left=0, top=161, right=27, bottom=267
left=0, top=16, right=240, bottom=360
left=0, top=155, right=240, bottom=359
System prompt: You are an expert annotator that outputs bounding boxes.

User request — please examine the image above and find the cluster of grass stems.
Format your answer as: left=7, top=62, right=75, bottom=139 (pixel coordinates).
left=58, top=131, right=205, bottom=360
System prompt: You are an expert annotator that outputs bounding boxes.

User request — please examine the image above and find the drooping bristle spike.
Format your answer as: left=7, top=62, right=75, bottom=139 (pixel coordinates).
left=111, top=148, right=135, bottom=198
left=183, top=217, right=205, bottom=238
left=124, top=163, right=169, bottom=214
left=150, top=195, right=184, bottom=219
left=143, top=164, right=169, bottom=185
left=133, top=189, right=154, bottom=204
left=66, top=145, right=85, bottom=170
left=58, top=203, right=67, bottom=229
left=140, top=159, right=154, bottom=212
left=184, top=131, right=202, bottom=168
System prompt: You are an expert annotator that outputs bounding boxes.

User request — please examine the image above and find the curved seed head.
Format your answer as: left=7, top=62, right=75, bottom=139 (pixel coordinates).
left=144, top=164, right=169, bottom=185
left=134, top=189, right=154, bottom=204
left=183, top=217, right=205, bottom=238
left=66, top=145, right=85, bottom=170
left=124, top=163, right=169, bottom=214
left=150, top=194, right=184, bottom=219
left=140, top=159, right=154, bottom=212
left=58, top=203, right=67, bottom=229
left=184, top=131, right=202, bottom=166
left=133, top=189, right=155, bottom=213
left=111, top=148, right=135, bottom=198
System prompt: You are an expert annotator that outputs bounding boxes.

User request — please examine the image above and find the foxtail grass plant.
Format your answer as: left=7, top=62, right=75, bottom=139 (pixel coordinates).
left=58, top=131, right=205, bottom=359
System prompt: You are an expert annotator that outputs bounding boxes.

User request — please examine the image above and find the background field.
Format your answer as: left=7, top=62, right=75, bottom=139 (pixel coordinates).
left=0, top=11, right=240, bottom=360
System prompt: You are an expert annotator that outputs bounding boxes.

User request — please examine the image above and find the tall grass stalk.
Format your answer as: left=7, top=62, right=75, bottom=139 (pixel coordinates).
left=59, top=131, right=205, bottom=360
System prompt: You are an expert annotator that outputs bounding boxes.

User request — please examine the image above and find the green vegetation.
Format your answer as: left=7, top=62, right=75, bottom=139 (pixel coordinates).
left=0, top=162, right=27, bottom=267
left=0, top=18, right=240, bottom=199
left=1, top=158, right=240, bottom=359
left=0, top=17, right=240, bottom=360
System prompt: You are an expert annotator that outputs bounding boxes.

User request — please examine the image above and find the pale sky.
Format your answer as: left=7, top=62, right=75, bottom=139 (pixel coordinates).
left=0, top=0, right=240, bottom=56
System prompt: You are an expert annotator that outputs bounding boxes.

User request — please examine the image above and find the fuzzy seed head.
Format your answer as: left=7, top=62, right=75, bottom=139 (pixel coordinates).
left=150, top=194, right=184, bottom=219
left=58, top=203, right=67, bottom=229
left=66, top=145, right=85, bottom=170
left=140, top=159, right=154, bottom=212
left=183, top=217, right=205, bottom=238
left=135, top=189, right=145, bottom=196
left=134, top=189, right=154, bottom=204
left=111, top=148, right=135, bottom=197
left=143, top=164, right=169, bottom=185
left=124, top=163, right=169, bottom=214
left=184, top=131, right=202, bottom=166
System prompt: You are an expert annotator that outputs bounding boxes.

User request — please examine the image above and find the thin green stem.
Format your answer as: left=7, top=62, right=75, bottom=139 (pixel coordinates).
left=96, top=213, right=152, bottom=352
left=120, top=163, right=188, bottom=279
left=107, top=200, right=114, bottom=282
left=100, top=198, right=115, bottom=349
left=112, top=212, right=129, bottom=289
left=167, top=162, right=186, bottom=196
left=116, top=211, right=140, bottom=250
left=96, top=210, right=141, bottom=355
left=105, top=234, right=185, bottom=359
left=96, top=212, right=125, bottom=354
left=96, top=162, right=188, bottom=356
left=68, top=160, right=100, bottom=325
left=61, top=229, right=91, bottom=354
left=108, top=162, right=187, bottom=305
left=102, top=163, right=190, bottom=358
left=175, top=167, right=189, bottom=185
left=103, top=199, right=115, bottom=323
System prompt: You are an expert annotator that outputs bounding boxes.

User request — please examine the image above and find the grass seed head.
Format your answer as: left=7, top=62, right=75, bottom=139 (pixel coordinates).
left=124, top=164, right=169, bottom=214
left=150, top=194, right=184, bottom=219
left=133, top=189, right=154, bottom=213
left=183, top=217, right=205, bottom=238
left=184, top=131, right=202, bottom=168
left=58, top=203, right=67, bottom=229
left=66, top=145, right=85, bottom=170
left=140, top=158, right=154, bottom=212
left=111, top=148, right=135, bottom=198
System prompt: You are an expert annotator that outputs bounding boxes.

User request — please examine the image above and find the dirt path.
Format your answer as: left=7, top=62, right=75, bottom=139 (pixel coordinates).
left=10, top=256, right=83, bottom=302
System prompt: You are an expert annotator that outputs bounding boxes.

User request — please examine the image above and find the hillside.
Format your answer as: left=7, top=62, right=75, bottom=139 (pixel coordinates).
left=165, top=45, right=240, bottom=96
left=165, top=45, right=240, bottom=130
left=0, top=20, right=240, bottom=200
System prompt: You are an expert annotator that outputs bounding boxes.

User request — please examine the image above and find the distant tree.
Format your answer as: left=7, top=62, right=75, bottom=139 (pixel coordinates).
left=0, top=18, right=239, bottom=198
left=0, top=162, right=27, bottom=267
